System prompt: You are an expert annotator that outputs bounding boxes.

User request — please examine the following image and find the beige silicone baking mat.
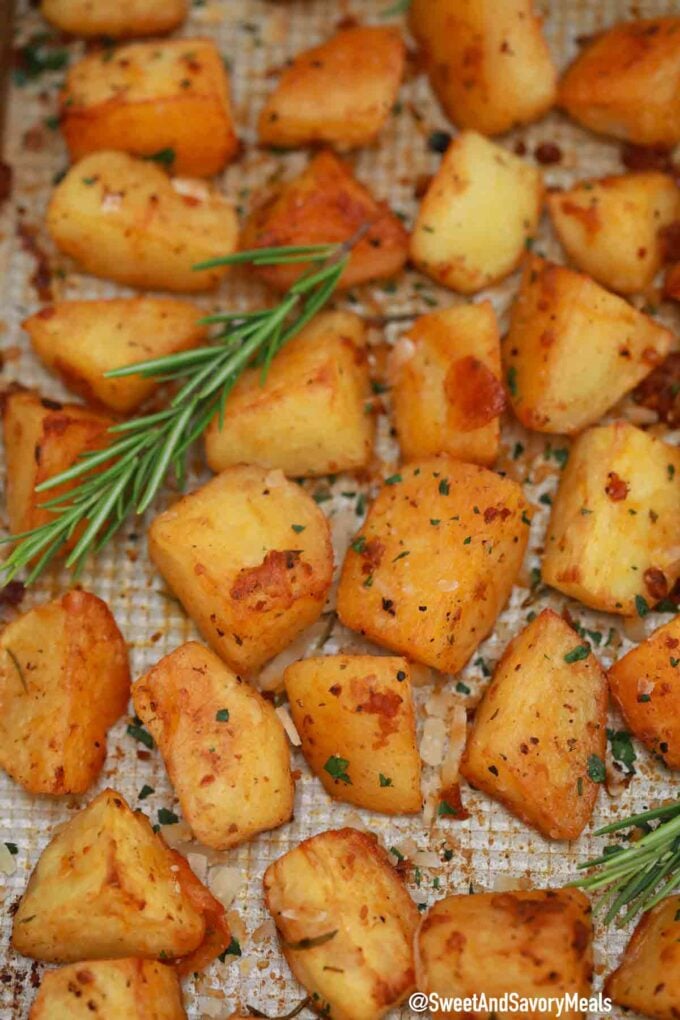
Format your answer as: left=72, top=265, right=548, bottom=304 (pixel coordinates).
left=1, top=0, right=679, bottom=1016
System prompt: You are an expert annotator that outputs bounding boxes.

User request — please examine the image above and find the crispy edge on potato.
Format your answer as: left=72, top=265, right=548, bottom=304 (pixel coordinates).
left=604, top=895, right=680, bottom=1020
left=41, top=0, right=188, bottom=38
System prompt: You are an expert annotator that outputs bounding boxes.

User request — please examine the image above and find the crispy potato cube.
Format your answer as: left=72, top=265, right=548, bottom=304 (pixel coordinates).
left=46, top=151, right=238, bottom=292
left=241, top=150, right=408, bottom=292
left=558, top=17, right=680, bottom=146
left=205, top=311, right=374, bottom=477
left=548, top=173, right=679, bottom=294
left=284, top=654, right=421, bottom=814
left=503, top=257, right=673, bottom=434
left=416, top=888, right=593, bottom=1018
left=410, top=132, right=543, bottom=293
left=29, top=959, right=186, bottom=1020
left=41, top=0, right=187, bottom=38
left=605, top=895, right=680, bottom=1020
left=543, top=423, right=680, bottom=616
left=0, top=591, right=129, bottom=795
left=24, top=298, right=206, bottom=414
left=337, top=458, right=530, bottom=674
left=12, top=788, right=230, bottom=966
left=149, top=465, right=333, bottom=674
left=409, top=0, right=557, bottom=136
left=460, top=609, right=608, bottom=840
left=258, top=27, right=404, bottom=149
left=608, top=617, right=680, bottom=769
left=389, top=301, right=503, bottom=466
left=133, top=641, right=294, bottom=849
left=61, top=40, right=238, bottom=177
left=264, top=827, right=419, bottom=1020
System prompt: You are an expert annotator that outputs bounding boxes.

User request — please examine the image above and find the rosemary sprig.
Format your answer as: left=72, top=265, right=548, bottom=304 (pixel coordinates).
left=570, top=800, right=680, bottom=926
left=0, top=238, right=360, bottom=584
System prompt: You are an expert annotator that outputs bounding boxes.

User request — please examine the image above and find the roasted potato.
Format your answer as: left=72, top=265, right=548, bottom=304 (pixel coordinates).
left=133, top=641, right=295, bottom=849
left=336, top=458, right=530, bottom=674
left=241, top=150, right=409, bottom=292
left=608, top=616, right=680, bottom=769
left=149, top=465, right=333, bottom=674
left=605, top=895, right=680, bottom=1020
left=24, top=298, right=206, bottom=414
left=409, top=0, right=557, bottom=136
left=46, top=151, right=238, bottom=292
left=41, top=0, right=187, bottom=38
left=410, top=131, right=543, bottom=293
left=0, top=591, right=129, bottom=795
left=542, top=422, right=680, bottom=616
left=416, top=888, right=593, bottom=1019
left=205, top=311, right=374, bottom=478
left=389, top=301, right=503, bottom=466
left=29, top=959, right=187, bottom=1020
left=503, top=256, right=673, bottom=434
left=547, top=173, right=679, bottom=295
left=460, top=609, right=608, bottom=841
left=12, top=788, right=230, bottom=967
left=284, top=654, right=421, bottom=814
left=61, top=40, right=238, bottom=177
left=558, top=17, right=680, bottom=146
left=264, top=827, right=419, bottom=1020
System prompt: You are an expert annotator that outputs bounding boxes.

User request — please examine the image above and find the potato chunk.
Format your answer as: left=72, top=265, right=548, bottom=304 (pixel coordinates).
left=410, top=132, right=543, bottom=293
left=29, top=959, right=186, bottom=1020
left=0, top=591, right=129, bottom=795
left=41, top=0, right=187, bottom=38
left=61, top=40, right=238, bottom=177
left=24, top=298, right=206, bottom=414
left=205, top=311, right=374, bottom=477
left=416, top=888, right=593, bottom=1018
left=605, top=895, right=680, bottom=1020
left=503, top=257, right=673, bottom=434
left=133, top=641, right=294, bottom=849
left=542, top=423, right=680, bottom=616
left=47, top=151, right=238, bottom=292
left=284, top=655, right=421, bottom=814
left=608, top=617, right=680, bottom=769
left=241, top=150, right=408, bottom=292
left=337, top=458, right=530, bottom=674
left=389, top=302, right=503, bottom=466
left=460, top=609, right=608, bottom=840
left=558, top=17, right=680, bottom=146
left=409, top=0, right=557, bottom=136
left=12, top=788, right=230, bottom=967
left=149, top=465, right=333, bottom=674
left=264, top=828, right=419, bottom=1020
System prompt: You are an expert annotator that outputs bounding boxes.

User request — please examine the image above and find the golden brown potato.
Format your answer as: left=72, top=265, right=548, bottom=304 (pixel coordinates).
left=241, top=150, right=408, bottom=292
left=389, top=301, right=503, bottom=466
left=12, top=788, right=230, bottom=968
left=503, top=256, right=673, bottom=434
left=558, top=17, right=680, bottom=146
left=61, top=40, right=238, bottom=177
left=608, top=616, right=680, bottom=769
left=284, top=655, right=421, bottom=814
left=410, top=132, right=543, bottom=293
left=47, top=151, right=238, bottom=292
left=24, top=298, right=206, bottom=414
left=149, top=465, right=333, bottom=675
left=204, top=311, right=374, bottom=478
left=605, top=896, right=680, bottom=1020
left=336, top=458, right=530, bottom=674
left=460, top=609, right=608, bottom=841
left=29, top=959, right=187, bottom=1020
left=264, top=827, right=419, bottom=1020
left=547, top=173, right=679, bottom=295
left=409, top=0, right=557, bottom=135
left=258, top=26, right=404, bottom=149
left=543, top=422, right=680, bottom=616
left=41, top=0, right=187, bottom=38
left=0, top=591, right=129, bottom=796
left=133, top=641, right=294, bottom=849
left=416, top=888, right=593, bottom=1019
